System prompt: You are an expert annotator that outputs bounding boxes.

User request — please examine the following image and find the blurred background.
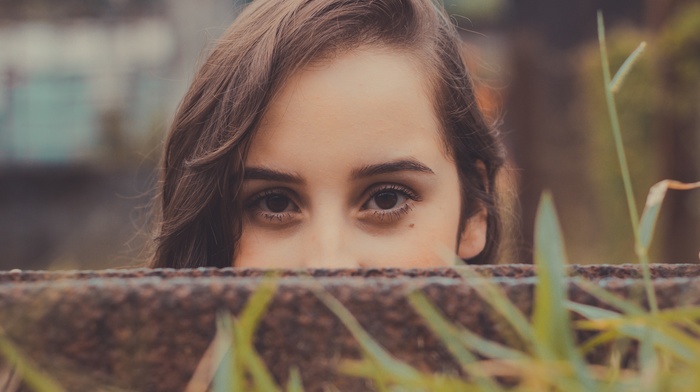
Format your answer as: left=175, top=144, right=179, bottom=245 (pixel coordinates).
left=0, top=0, right=698, bottom=270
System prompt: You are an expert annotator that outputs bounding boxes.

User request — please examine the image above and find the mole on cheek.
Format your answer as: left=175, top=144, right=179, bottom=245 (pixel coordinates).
left=409, top=224, right=415, bottom=228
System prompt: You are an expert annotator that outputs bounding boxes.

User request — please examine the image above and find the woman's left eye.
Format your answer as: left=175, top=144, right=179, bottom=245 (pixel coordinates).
left=361, top=185, right=421, bottom=222
left=364, top=190, right=407, bottom=210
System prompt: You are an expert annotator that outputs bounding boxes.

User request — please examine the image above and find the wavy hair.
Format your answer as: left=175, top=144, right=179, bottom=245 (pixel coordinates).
left=151, top=0, right=506, bottom=268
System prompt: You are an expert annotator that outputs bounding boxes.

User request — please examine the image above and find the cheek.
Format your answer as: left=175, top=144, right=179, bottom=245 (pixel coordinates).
left=401, top=195, right=463, bottom=266
left=361, top=212, right=461, bottom=268
left=234, top=227, right=299, bottom=268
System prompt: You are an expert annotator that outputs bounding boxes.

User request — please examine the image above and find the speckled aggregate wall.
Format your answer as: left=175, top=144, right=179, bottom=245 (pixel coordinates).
left=1, top=264, right=699, bottom=391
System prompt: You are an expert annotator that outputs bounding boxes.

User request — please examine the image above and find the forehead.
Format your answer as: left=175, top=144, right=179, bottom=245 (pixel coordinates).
left=246, top=47, right=447, bottom=171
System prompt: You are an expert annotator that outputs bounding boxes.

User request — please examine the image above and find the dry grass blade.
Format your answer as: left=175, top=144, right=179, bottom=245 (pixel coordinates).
left=0, top=327, right=66, bottom=392
left=184, top=312, right=233, bottom=392
left=1, top=364, right=21, bottom=392
left=564, top=298, right=699, bottom=362
left=638, top=180, right=700, bottom=252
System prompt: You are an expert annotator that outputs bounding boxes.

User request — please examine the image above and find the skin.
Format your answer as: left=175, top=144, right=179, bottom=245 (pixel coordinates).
left=235, top=47, right=486, bottom=268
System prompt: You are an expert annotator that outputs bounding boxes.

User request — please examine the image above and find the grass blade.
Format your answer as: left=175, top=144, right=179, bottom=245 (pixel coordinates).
left=532, top=192, right=569, bottom=359
left=407, top=290, right=501, bottom=391
left=609, top=42, right=647, bottom=93
left=454, top=266, right=535, bottom=349
left=285, top=367, right=304, bottom=392
left=597, top=10, right=640, bottom=242
left=578, top=330, right=620, bottom=355
left=186, top=312, right=235, bottom=392
left=313, top=287, right=424, bottom=383
left=233, top=278, right=280, bottom=392
left=639, top=328, right=660, bottom=390
left=235, top=332, right=279, bottom=392
left=566, top=301, right=622, bottom=321
left=638, top=180, right=700, bottom=252
left=208, top=278, right=280, bottom=392
left=532, top=192, right=594, bottom=389
left=573, top=279, right=645, bottom=316
left=211, top=320, right=235, bottom=392
left=237, top=278, right=278, bottom=344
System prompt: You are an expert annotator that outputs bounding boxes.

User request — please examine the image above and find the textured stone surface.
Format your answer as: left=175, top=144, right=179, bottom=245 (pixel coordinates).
left=0, top=264, right=699, bottom=391
left=3, top=263, right=700, bottom=282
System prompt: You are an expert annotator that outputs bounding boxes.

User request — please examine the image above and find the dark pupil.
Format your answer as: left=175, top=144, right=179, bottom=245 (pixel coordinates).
left=265, top=195, right=289, bottom=213
left=374, top=191, right=398, bottom=210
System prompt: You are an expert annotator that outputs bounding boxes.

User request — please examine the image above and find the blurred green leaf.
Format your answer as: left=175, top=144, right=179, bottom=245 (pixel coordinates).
left=532, top=192, right=568, bottom=359
left=237, top=278, right=278, bottom=344
left=442, top=0, right=506, bottom=21
left=210, top=314, right=236, bottom=392
left=234, top=278, right=280, bottom=392
left=566, top=301, right=622, bottom=320
left=574, top=278, right=645, bottom=316
left=286, top=367, right=304, bottom=392
left=639, top=328, right=660, bottom=390
left=455, top=266, right=535, bottom=350
left=208, top=278, right=280, bottom=392
left=532, top=192, right=594, bottom=389
left=458, top=327, right=529, bottom=363
left=313, top=287, right=423, bottom=384
left=235, top=324, right=279, bottom=392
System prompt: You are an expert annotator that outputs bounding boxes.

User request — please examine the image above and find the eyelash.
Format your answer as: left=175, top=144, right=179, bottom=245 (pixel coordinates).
left=362, top=184, right=420, bottom=223
left=245, top=184, right=421, bottom=224
left=246, top=189, right=299, bottom=224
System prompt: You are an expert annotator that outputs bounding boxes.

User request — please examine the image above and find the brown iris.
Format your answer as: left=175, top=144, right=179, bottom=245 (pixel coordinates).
left=264, top=194, right=290, bottom=213
left=373, top=191, right=399, bottom=210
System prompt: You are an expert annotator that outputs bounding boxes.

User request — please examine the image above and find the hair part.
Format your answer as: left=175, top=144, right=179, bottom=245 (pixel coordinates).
left=151, top=0, right=505, bottom=268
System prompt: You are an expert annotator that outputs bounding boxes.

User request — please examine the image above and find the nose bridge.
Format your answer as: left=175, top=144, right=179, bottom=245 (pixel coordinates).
left=303, top=200, right=359, bottom=268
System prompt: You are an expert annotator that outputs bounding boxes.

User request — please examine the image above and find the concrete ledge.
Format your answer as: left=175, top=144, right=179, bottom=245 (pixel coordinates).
left=0, top=264, right=699, bottom=391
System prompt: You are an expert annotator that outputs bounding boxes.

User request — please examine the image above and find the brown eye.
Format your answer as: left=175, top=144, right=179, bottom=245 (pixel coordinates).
left=373, top=191, right=399, bottom=210
left=264, top=194, right=291, bottom=213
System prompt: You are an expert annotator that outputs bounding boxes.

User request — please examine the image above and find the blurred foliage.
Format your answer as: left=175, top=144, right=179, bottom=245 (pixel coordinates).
left=657, top=3, right=700, bottom=118
left=442, top=0, right=506, bottom=22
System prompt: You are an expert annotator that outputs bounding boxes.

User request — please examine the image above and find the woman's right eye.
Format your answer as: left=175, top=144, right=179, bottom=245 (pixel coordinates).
left=247, top=190, right=300, bottom=224
left=260, top=193, right=293, bottom=213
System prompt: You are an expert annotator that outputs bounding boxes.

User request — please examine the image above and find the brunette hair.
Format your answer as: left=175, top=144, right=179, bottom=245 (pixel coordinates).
left=151, top=0, right=505, bottom=268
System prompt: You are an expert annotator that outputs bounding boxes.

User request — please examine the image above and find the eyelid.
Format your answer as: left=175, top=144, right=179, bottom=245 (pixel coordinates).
left=357, top=183, right=421, bottom=225
left=245, top=188, right=302, bottom=226
left=362, top=183, right=422, bottom=208
left=245, top=188, right=300, bottom=208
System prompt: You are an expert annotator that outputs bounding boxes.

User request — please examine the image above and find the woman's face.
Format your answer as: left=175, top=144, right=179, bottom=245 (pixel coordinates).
left=235, top=47, right=486, bottom=268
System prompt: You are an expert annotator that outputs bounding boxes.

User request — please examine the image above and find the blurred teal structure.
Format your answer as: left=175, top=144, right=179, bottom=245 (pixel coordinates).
left=2, top=72, right=96, bottom=162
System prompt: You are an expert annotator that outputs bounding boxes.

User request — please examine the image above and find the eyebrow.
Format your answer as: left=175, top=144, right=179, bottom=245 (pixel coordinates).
left=243, top=167, right=305, bottom=184
left=243, top=158, right=434, bottom=184
left=351, top=158, right=434, bottom=180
